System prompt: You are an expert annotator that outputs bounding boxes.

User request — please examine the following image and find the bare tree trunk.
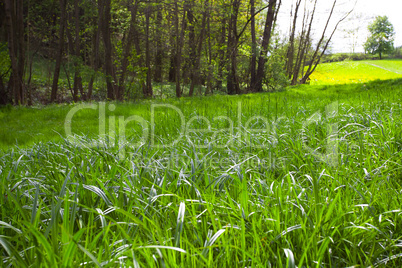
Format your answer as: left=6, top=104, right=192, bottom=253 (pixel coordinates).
left=72, top=0, right=82, bottom=102
left=154, top=3, right=163, bottom=83
left=144, top=2, right=153, bottom=97
left=292, top=3, right=313, bottom=85
left=205, top=9, right=213, bottom=95
left=226, top=0, right=241, bottom=95
left=300, top=0, right=352, bottom=84
left=174, top=1, right=186, bottom=97
left=249, top=0, right=257, bottom=91
left=87, top=1, right=102, bottom=101
left=215, top=18, right=226, bottom=92
left=255, top=0, right=277, bottom=92
left=187, top=2, right=196, bottom=96
left=117, top=1, right=139, bottom=100
left=51, top=0, right=67, bottom=102
left=100, top=0, right=115, bottom=100
left=286, top=0, right=302, bottom=80
left=189, top=0, right=208, bottom=97
left=5, top=0, right=25, bottom=105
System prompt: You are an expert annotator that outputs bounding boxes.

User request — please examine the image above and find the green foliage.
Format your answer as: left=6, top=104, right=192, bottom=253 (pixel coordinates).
left=264, top=44, right=290, bottom=91
left=0, top=43, right=11, bottom=79
left=364, top=16, right=395, bottom=59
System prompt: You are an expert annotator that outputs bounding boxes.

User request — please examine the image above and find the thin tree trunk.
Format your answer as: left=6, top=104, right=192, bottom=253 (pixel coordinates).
left=144, top=2, right=153, bottom=97
left=255, top=0, right=277, bottom=92
left=87, top=1, right=102, bottom=101
left=189, top=0, right=208, bottom=97
left=72, top=0, right=82, bottom=102
left=250, top=0, right=257, bottom=91
left=5, top=0, right=25, bottom=105
left=117, top=1, right=139, bottom=101
left=101, top=0, right=115, bottom=100
left=154, top=4, right=163, bottom=83
left=51, top=0, right=67, bottom=102
left=286, top=0, right=301, bottom=80
left=174, top=1, right=186, bottom=97
left=187, top=2, right=196, bottom=96
left=226, top=0, right=240, bottom=95
left=301, top=0, right=352, bottom=84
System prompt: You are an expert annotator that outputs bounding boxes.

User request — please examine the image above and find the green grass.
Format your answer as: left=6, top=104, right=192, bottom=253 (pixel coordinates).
left=309, top=60, right=402, bottom=85
left=1, top=64, right=402, bottom=266
left=365, top=59, right=402, bottom=74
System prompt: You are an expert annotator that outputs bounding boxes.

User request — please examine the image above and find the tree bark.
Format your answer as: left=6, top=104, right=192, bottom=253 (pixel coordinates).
left=87, top=0, right=103, bottom=101
left=154, top=4, right=163, bottom=83
left=226, top=0, right=240, bottom=95
left=174, top=1, right=186, bottom=97
left=144, top=2, right=153, bottom=97
left=255, top=0, right=277, bottom=92
left=189, top=0, right=208, bottom=97
left=300, top=0, right=352, bottom=84
left=100, top=0, right=115, bottom=100
left=5, top=0, right=25, bottom=105
left=51, top=0, right=67, bottom=103
left=72, top=0, right=82, bottom=102
left=286, top=0, right=302, bottom=80
left=249, top=0, right=257, bottom=91
left=116, top=0, right=139, bottom=101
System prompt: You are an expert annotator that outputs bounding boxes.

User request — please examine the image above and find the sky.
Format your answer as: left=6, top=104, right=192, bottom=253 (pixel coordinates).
left=276, top=0, right=402, bottom=53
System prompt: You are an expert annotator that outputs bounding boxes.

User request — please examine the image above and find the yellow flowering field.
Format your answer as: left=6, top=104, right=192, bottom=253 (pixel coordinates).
left=309, top=60, right=402, bottom=85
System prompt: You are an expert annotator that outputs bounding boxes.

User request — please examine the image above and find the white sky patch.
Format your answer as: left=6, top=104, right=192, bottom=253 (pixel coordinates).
left=276, top=0, right=402, bottom=53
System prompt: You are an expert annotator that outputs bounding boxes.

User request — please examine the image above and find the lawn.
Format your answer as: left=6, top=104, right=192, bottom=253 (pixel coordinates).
left=309, top=59, right=402, bottom=85
left=1, top=63, right=402, bottom=266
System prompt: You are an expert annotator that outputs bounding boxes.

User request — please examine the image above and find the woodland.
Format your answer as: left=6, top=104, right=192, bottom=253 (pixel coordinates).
left=0, top=0, right=352, bottom=105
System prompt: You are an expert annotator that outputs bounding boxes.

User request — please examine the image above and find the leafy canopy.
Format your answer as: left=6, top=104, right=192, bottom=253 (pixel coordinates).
left=364, top=16, right=395, bottom=58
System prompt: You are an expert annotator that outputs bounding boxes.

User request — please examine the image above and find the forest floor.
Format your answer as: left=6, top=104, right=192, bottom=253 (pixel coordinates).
left=1, top=60, right=402, bottom=267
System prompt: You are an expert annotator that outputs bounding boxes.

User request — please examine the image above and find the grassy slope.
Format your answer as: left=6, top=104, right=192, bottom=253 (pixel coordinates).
left=1, top=62, right=402, bottom=266
left=309, top=59, right=402, bottom=85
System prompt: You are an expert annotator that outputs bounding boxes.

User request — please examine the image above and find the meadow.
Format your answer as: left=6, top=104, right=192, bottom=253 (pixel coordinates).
left=309, top=59, right=402, bottom=85
left=1, top=61, right=402, bottom=267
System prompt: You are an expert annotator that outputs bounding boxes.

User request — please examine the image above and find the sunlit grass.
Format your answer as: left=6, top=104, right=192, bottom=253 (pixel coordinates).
left=1, top=77, right=402, bottom=266
left=309, top=60, right=402, bottom=85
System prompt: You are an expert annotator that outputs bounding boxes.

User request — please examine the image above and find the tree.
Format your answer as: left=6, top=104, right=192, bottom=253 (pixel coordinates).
left=50, top=0, right=67, bottom=103
left=286, top=0, right=354, bottom=85
left=364, top=16, right=394, bottom=59
left=4, top=0, right=25, bottom=105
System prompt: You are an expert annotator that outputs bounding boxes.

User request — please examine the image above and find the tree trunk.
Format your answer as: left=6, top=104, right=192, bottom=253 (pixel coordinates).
left=286, top=0, right=301, bottom=80
left=300, top=0, right=351, bottom=84
left=174, top=1, right=186, bottom=97
left=4, top=0, right=25, bottom=105
left=189, top=0, right=208, bottom=97
left=144, top=2, right=153, bottom=97
left=87, top=0, right=103, bottom=101
left=51, top=0, right=67, bottom=103
left=226, top=0, right=240, bottom=95
left=72, top=0, right=82, bottom=102
left=250, top=0, right=257, bottom=91
left=116, top=1, right=139, bottom=101
left=154, top=4, right=163, bottom=83
left=187, top=3, right=196, bottom=96
left=255, top=0, right=277, bottom=92
left=100, top=0, right=115, bottom=100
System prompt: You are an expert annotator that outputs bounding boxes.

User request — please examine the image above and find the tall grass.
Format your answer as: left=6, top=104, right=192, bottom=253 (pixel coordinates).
left=1, top=79, right=402, bottom=266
